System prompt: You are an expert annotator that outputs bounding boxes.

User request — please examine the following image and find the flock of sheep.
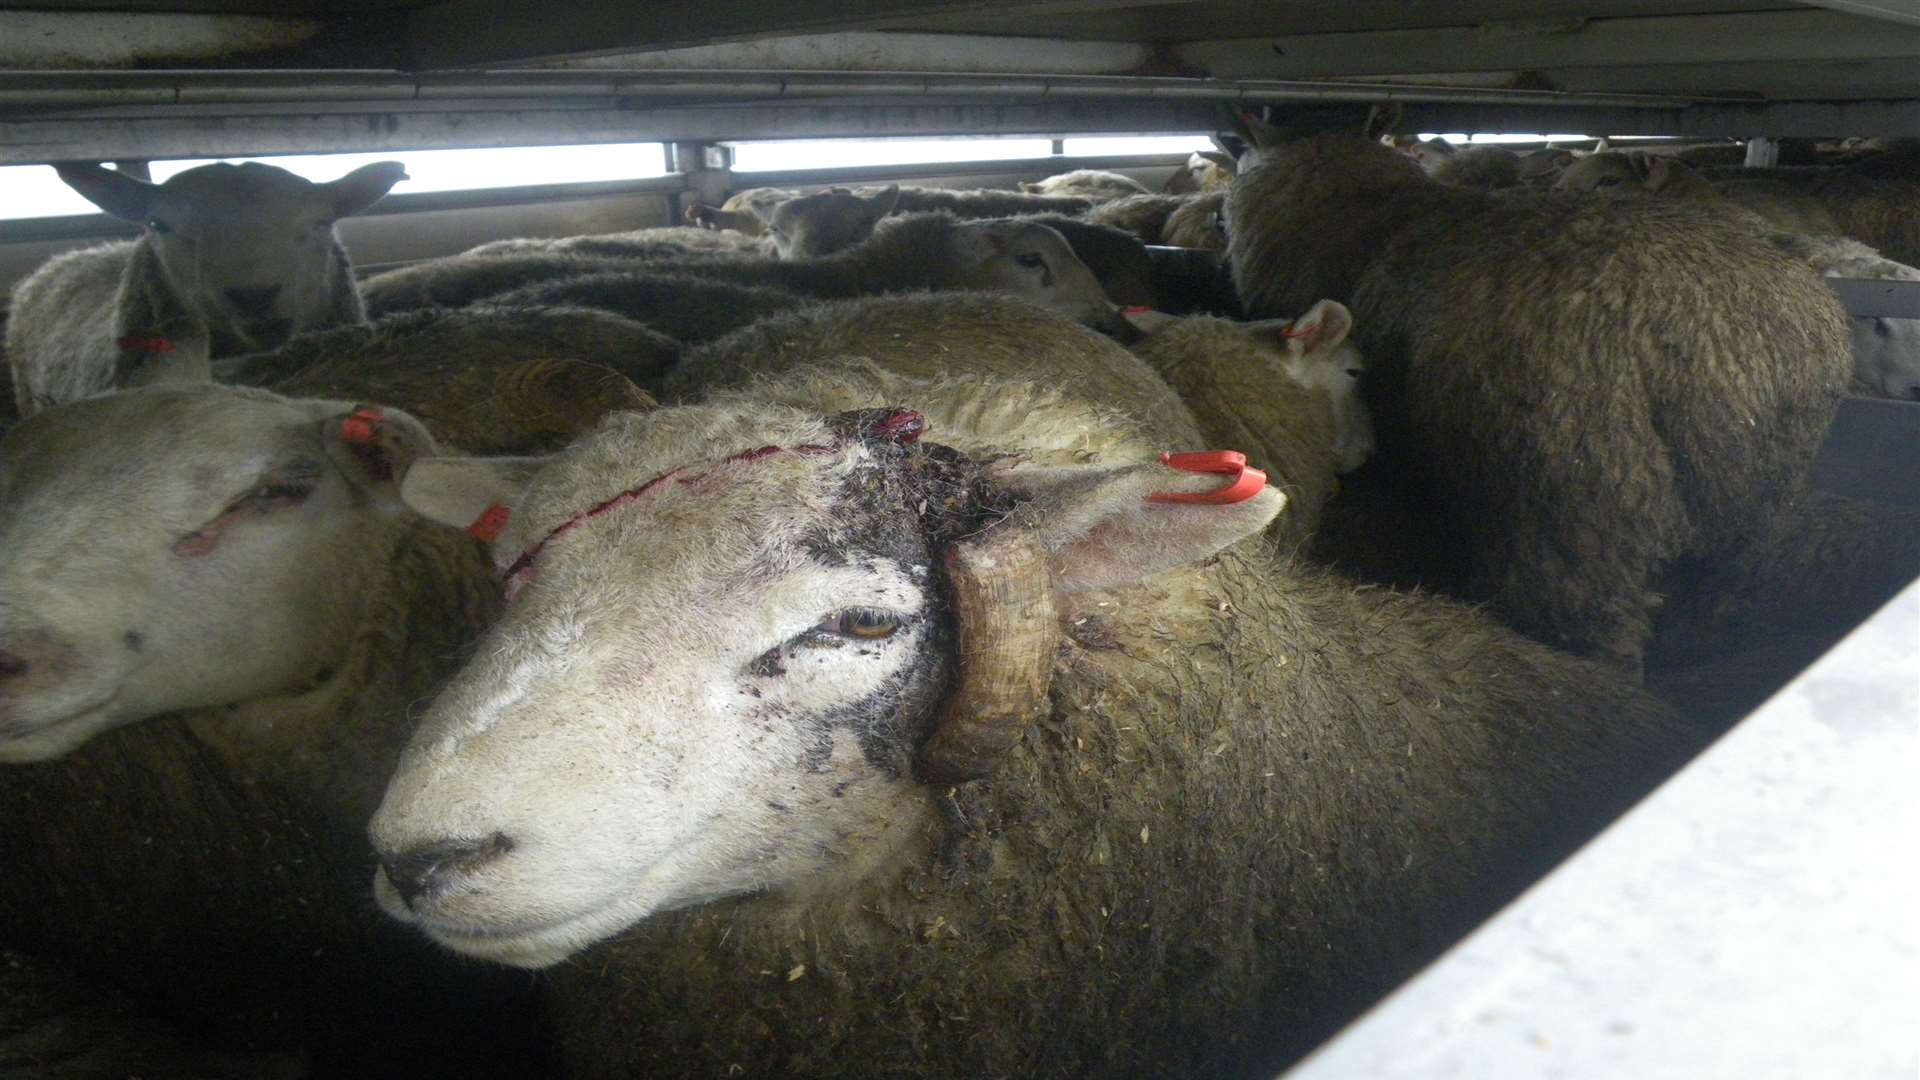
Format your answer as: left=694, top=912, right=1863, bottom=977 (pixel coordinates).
left=0, top=105, right=1915, bottom=1078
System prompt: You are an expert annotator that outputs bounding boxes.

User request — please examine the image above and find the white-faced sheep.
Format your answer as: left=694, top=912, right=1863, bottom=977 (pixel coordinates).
left=5, top=160, right=405, bottom=416
left=1228, top=117, right=1855, bottom=673
left=1426, top=145, right=1524, bottom=191
left=1555, top=151, right=1843, bottom=234
left=367, top=319, right=1698, bottom=1080
left=1766, top=232, right=1920, bottom=400
left=1019, top=168, right=1150, bottom=200
left=1161, top=149, right=1237, bottom=194
left=0, top=383, right=588, bottom=1073
left=1123, top=301, right=1373, bottom=548
left=683, top=186, right=798, bottom=236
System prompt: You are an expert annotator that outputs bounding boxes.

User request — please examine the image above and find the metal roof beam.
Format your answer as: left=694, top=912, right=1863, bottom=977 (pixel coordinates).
left=1181, top=9, right=1920, bottom=81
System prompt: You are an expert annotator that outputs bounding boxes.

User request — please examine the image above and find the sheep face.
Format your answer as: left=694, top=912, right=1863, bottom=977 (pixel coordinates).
left=767, top=186, right=901, bottom=259
left=370, top=405, right=957, bottom=967
left=951, top=221, right=1120, bottom=328
left=1553, top=153, right=1648, bottom=195
left=1852, top=317, right=1920, bottom=399
left=57, top=161, right=405, bottom=352
left=0, top=384, right=429, bottom=761
left=370, top=400, right=1283, bottom=968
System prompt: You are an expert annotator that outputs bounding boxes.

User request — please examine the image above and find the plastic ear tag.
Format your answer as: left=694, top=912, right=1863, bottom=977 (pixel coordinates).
left=1148, top=450, right=1268, bottom=505
left=338, top=406, right=386, bottom=445
left=467, top=504, right=512, bottom=543
left=1280, top=321, right=1319, bottom=340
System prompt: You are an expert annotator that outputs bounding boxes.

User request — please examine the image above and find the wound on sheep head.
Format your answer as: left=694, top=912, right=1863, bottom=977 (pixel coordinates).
left=55, top=160, right=405, bottom=354
left=368, top=400, right=1282, bottom=968
left=0, top=383, right=437, bottom=761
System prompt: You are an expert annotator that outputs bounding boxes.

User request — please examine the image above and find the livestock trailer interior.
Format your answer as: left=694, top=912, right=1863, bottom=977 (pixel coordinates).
left=0, top=1, right=1914, bottom=1077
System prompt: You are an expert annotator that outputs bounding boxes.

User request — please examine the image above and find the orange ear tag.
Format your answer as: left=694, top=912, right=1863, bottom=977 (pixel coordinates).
left=467, top=504, right=512, bottom=543
left=338, top=406, right=386, bottom=444
left=1147, top=450, right=1268, bottom=505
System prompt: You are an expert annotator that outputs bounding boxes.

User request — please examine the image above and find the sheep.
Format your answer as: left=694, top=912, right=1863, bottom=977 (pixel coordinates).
left=1427, top=145, right=1523, bottom=191
left=1556, top=151, right=1842, bottom=234
left=1227, top=122, right=1855, bottom=673
left=1695, top=160, right=1920, bottom=263
left=361, top=251, right=634, bottom=315
left=1764, top=232, right=1920, bottom=400
left=362, top=214, right=1128, bottom=334
left=366, top=319, right=1699, bottom=1079
left=6, top=160, right=405, bottom=416
left=1122, top=302, right=1372, bottom=548
left=1162, top=189, right=1228, bottom=249
left=216, top=304, right=670, bottom=451
left=486, top=272, right=810, bottom=344
left=1161, top=149, right=1237, bottom=194
left=466, top=224, right=772, bottom=259
left=0, top=383, right=594, bottom=1073
left=684, top=186, right=798, bottom=236
left=880, top=182, right=1099, bottom=219
left=1019, top=168, right=1150, bottom=200
left=1084, top=192, right=1188, bottom=243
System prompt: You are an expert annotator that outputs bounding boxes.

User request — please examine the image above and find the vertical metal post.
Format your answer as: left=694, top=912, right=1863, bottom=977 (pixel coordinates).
left=1744, top=136, right=1779, bottom=167
left=671, top=140, right=733, bottom=227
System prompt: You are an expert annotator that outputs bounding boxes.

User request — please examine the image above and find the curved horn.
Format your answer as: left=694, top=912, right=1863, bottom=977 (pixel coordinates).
left=494, top=358, right=658, bottom=437
left=916, top=521, right=1059, bottom=785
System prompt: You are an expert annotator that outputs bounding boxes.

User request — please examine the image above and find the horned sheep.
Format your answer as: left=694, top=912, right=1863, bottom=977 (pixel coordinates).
left=1227, top=118, right=1855, bottom=672
left=368, top=297, right=1699, bottom=1079
left=5, top=160, right=405, bottom=416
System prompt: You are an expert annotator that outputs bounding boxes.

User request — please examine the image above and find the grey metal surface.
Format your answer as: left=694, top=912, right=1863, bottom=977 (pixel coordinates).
left=1810, top=397, right=1920, bottom=507
left=1282, top=580, right=1920, bottom=1080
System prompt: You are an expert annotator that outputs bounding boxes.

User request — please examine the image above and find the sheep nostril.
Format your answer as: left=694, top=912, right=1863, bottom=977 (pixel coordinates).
left=380, top=832, right=513, bottom=908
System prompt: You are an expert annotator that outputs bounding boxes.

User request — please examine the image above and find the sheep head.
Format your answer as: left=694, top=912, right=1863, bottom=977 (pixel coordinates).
left=0, top=383, right=438, bottom=761
left=56, top=159, right=406, bottom=353
left=369, top=400, right=1283, bottom=967
left=766, top=185, right=901, bottom=259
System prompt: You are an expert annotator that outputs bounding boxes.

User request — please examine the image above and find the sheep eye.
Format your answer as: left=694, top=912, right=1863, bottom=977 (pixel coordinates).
left=1015, top=252, right=1046, bottom=270
left=821, top=608, right=904, bottom=640
left=147, top=218, right=172, bottom=234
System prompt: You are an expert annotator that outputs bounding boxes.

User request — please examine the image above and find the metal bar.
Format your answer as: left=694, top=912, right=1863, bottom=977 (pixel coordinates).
left=0, top=68, right=1721, bottom=113
left=0, top=100, right=1222, bottom=164
left=403, top=0, right=1174, bottom=70
left=730, top=151, right=1190, bottom=189
left=0, top=10, right=324, bottom=69
left=1797, top=0, right=1920, bottom=29
left=1828, top=278, right=1920, bottom=320
left=1181, top=9, right=1920, bottom=81
left=535, top=31, right=1155, bottom=76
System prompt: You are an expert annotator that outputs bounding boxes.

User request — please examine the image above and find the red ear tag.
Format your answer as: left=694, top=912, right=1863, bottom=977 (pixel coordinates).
left=115, top=336, right=176, bottom=353
left=1148, top=450, right=1268, bottom=505
left=1122, top=305, right=1156, bottom=315
left=1280, top=321, right=1319, bottom=340
left=467, top=504, right=512, bottom=543
left=338, top=406, right=386, bottom=445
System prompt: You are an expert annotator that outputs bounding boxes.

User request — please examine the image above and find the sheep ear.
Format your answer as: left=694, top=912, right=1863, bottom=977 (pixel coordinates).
left=998, top=459, right=1285, bottom=591
left=866, top=184, right=901, bottom=216
left=325, top=161, right=408, bottom=217
left=1196, top=150, right=1234, bottom=170
left=317, top=403, right=438, bottom=499
left=55, top=162, right=157, bottom=222
left=400, top=456, right=546, bottom=538
left=1277, top=299, right=1354, bottom=357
